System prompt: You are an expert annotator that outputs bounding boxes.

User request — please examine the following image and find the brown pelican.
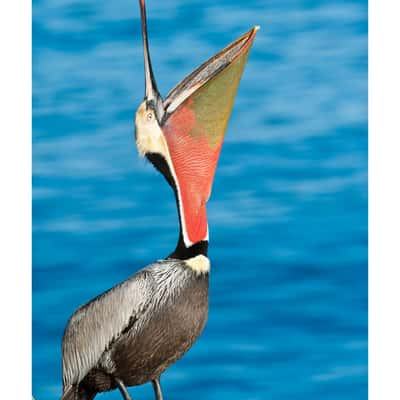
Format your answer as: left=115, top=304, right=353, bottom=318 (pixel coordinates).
left=61, top=1, right=258, bottom=399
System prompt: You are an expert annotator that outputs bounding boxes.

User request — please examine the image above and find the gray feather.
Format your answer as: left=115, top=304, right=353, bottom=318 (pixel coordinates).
left=62, top=259, right=200, bottom=390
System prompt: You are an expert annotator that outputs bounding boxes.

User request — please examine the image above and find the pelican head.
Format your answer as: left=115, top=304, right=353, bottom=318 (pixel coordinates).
left=135, top=0, right=258, bottom=256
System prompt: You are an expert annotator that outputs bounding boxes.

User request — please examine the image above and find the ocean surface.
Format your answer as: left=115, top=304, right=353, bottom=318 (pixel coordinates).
left=32, top=0, right=368, bottom=399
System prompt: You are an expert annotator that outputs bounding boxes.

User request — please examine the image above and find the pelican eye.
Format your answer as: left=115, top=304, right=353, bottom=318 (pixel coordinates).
left=146, top=112, right=153, bottom=121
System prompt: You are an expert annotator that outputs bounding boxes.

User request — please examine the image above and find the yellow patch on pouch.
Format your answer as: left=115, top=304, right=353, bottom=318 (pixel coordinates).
left=185, top=255, right=210, bottom=275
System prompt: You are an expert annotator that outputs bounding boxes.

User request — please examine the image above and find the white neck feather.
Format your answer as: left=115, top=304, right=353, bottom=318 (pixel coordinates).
left=184, top=255, right=210, bottom=275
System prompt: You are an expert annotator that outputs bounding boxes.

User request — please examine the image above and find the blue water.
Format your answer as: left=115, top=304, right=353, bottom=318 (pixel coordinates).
left=32, top=0, right=368, bottom=399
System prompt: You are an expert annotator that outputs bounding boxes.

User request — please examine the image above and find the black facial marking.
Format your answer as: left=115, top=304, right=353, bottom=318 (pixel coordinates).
left=145, top=99, right=156, bottom=111
left=146, top=152, right=208, bottom=260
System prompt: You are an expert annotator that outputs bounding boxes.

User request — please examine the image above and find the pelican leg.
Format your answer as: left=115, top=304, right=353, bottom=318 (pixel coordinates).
left=114, top=378, right=132, bottom=400
left=151, top=377, right=163, bottom=400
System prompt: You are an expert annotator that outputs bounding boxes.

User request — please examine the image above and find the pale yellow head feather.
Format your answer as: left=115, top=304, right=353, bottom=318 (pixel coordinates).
left=135, top=101, right=168, bottom=157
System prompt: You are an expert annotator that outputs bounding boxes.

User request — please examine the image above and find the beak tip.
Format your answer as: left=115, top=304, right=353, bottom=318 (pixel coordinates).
left=254, top=25, right=261, bottom=32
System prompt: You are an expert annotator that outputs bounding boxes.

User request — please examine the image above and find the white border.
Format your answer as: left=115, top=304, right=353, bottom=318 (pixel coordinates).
left=369, top=0, right=400, bottom=399
left=0, top=0, right=32, bottom=398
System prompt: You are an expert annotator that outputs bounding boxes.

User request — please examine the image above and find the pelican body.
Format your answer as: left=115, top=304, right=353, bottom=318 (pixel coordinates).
left=61, top=1, right=257, bottom=399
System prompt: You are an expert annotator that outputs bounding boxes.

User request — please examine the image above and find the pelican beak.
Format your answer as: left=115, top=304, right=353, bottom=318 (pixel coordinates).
left=139, top=0, right=165, bottom=123
left=163, top=26, right=259, bottom=118
left=160, top=26, right=259, bottom=246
